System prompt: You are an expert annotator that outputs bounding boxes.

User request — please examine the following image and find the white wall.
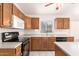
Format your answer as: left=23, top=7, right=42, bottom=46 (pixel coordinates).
left=70, top=20, right=79, bottom=41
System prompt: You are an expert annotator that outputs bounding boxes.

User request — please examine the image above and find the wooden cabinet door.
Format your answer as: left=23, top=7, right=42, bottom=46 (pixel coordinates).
left=13, top=4, right=19, bottom=17
left=31, top=37, right=56, bottom=51
left=21, top=13, right=25, bottom=20
left=0, top=49, right=15, bottom=56
left=55, top=45, right=68, bottom=56
left=18, top=10, right=22, bottom=19
left=24, top=16, right=31, bottom=29
left=13, top=4, right=21, bottom=19
left=2, top=3, right=12, bottom=27
left=64, top=18, right=70, bottom=29
left=67, top=37, right=74, bottom=42
left=47, top=37, right=56, bottom=51
left=31, top=37, right=48, bottom=51
left=31, top=37, right=41, bottom=51
left=0, top=4, right=2, bottom=26
left=18, top=9, right=24, bottom=20
left=0, top=45, right=21, bottom=56
left=13, top=4, right=25, bottom=20
left=55, top=18, right=63, bottom=29
left=15, top=45, right=21, bottom=56
left=31, top=17, right=39, bottom=29
left=41, top=37, right=48, bottom=51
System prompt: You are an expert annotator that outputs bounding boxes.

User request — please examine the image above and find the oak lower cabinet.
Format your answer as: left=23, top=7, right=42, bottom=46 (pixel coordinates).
left=47, top=37, right=56, bottom=51
left=0, top=45, right=21, bottom=56
left=31, top=37, right=41, bottom=51
left=55, top=44, right=69, bottom=56
left=31, top=37, right=56, bottom=51
left=41, top=37, right=56, bottom=51
left=67, top=37, right=74, bottom=42
left=41, top=37, right=48, bottom=51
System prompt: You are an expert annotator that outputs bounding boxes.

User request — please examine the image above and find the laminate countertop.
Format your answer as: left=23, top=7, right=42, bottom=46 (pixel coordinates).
left=20, top=34, right=73, bottom=37
left=55, top=42, right=79, bottom=56
left=0, top=42, right=22, bottom=48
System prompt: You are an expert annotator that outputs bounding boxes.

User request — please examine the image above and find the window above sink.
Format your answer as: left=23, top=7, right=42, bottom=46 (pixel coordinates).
left=41, top=20, right=52, bottom=33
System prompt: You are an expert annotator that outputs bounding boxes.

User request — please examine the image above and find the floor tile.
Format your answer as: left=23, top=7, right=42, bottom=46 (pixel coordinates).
left=29, top=51, right=55, bottom=56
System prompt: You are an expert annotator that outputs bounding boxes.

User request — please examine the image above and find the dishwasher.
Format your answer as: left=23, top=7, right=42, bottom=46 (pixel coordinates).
left=56, top=37, right=67, bottom=42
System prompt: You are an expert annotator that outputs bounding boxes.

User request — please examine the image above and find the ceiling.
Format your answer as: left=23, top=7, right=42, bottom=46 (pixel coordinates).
left=16, top=3, right=79, bottom=15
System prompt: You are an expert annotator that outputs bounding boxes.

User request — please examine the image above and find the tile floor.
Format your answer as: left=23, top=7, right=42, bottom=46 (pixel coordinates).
left=29, top=51, right=55, bottom=56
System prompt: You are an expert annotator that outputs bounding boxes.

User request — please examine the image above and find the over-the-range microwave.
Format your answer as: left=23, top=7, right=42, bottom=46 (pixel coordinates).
left=11, top=15, right=24, bottom=29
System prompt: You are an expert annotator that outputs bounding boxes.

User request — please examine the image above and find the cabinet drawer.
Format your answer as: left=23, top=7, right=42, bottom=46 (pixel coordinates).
left=48, top=37, right=56, bottom=41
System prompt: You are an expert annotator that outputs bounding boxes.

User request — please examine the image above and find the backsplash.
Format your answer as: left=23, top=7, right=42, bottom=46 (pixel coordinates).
left=0, top=28, right=25, bottom=43
left=24, top=29, right=70, bottom=34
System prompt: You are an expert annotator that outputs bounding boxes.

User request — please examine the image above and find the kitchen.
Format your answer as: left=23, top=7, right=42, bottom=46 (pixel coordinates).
left=0, top=3, right=79, bottom=56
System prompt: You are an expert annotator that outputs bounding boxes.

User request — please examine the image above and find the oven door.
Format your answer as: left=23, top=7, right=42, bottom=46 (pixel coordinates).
left=22, top=40, right=29, bottom=56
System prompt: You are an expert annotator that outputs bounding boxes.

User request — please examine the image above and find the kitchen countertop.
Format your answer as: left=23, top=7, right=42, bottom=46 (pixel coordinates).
left=55, top=42, right=79, bottom=56
left=20, top=34, right=73, bottom=37
left=0, top=42, right=22, bottom=48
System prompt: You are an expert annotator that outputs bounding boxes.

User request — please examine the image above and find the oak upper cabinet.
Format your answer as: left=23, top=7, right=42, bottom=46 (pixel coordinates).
left=55, top=18, right=70, bottom=29
left=64, top=18, right=70, bottom=29
left=55, top=18, right=63, bottom=29
left=0, top=3, right=25, bottom=28
left=31, top=17, right=39, bottom=29
left=17, top=9, right=25, bottom=20
left=24, top=16, right=31, bottom=29
left=0, top=4, right=2, bottom=27
left=24, top=17, right=39, bottom=29
left=0, top=3, right=13, bottom=27
left=13, top=4, right=24, bottom=20
left=13, top=4, right=19, bottom=18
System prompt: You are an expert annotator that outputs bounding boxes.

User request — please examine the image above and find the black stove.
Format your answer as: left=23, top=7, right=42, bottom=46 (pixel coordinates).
left=2, top=32, right=19, bottom=42
left=1, top=32, right=29, bottom=56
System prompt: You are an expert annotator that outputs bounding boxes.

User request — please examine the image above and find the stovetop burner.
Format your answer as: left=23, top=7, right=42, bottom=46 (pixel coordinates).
left=2, top=32, right=29, bottom=43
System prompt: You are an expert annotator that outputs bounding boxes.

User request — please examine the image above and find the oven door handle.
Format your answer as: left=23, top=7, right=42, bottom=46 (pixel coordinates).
left=23, top=41, right=29, bottom=46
